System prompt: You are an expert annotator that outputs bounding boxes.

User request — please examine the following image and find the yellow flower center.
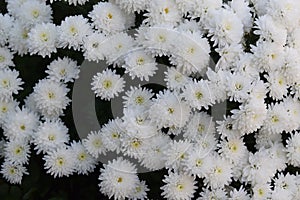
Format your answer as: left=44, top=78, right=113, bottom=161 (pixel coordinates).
left=20, top=124, right=26, bottom=131
left=0, top=55, right=5, bottom=62
left=196, top=159, right=202, bottom=167
left=197, top=124, right=205, bottom=133
left=1, top=106, right=7, bottom=113
left=135, top=96, right=144, bottom=105
left=48, top=134, right=55, bottom=141
left=271, top=115, right=279, bottom=123
left=32, top=10, right=40, bottom=18
left=40, top=32, right=49, bottom=42
left=136, top=57, right=145, bottom=65
left=111, top=132, right=119, bottom=138
left=107, top=13, right=113, bottom=19
left=195, top=92, right=203, bottom=100
left=70, top=26, right=78, bottom=36
left=176, top=184, right=184, bottom=190
left=48, top=92, right=55, bottom=99
left=14, top=146, right=23, bottom=155
left=167, top=107, right=174, bottom=114
left=258, top=188, right=264, bottom=196
left=1, top=79, right=9, bottom=88
left=102, top=80, right=112, bottom=89
left=60, top=68, right=66, bottom=76
left=78, top=153, right=86, bottom=161
left=235, top=83, right=242, bottom=91
left=117, top=177, right=123, bottom=182
left=158, top=35, right=166, bottom=42
left=92, top=139, right=102, bottom=148
left=131, top=139, right=141, bottom=148
left=56, top=157, right=65, bottom=166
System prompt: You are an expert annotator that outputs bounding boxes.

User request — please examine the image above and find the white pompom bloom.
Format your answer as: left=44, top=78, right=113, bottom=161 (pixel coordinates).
left=88, top=2, right=134, bottom=35
left=164, top=67, right=190, bottom=91
left=183, top=112, right=216, bottom=142
left=3, top=107, right=39, bottom=141
left=272, top=173, right=297, bottom=200
left=144, top=0, right=181, bottom=26
left=98, top=157, right=140, bottom=200
left=228, top=186, right=251, bottom=200
left=58, top=15, right=92, bottom=50
left=82, top=32, right=107, bottom=62
left=4, top=139, right=31, bottom=165
left=82, top=130, right=107, bottom=158
left=102, top=32, right=136, bottom=65
left=32, top=120, right=69, bottom=154
left=198, top=187, right=227, bottom=200
left=122, top=86, right=153, bottom=109
left=207, top=8, right=244, bottom=47
left=182, top=79, right=215, bottom=110
left=91, top=69, right=125, bottom=101
left=140, top=132, right=171, bottom=171
left=161, top=171, right=197, bottom=200
left=32, top=79, right=70, bottom=119
left=70, top=141, right=97, bottom=175
left=123, top=50, right=158, bottom=81
left=218, top=136, right=247, bottom=164
left=285, top=132, right=300, bottom=167
left=0, top=47, right=15, bottom=70
left=0, top=100, right=18, bottom=125
left=43, top=146, right=76, bottom=178
left=183, top=145, right=213, bottom=178
left=170, top=32, right=211, bottom=75
left=46, top=57, right=80, bottom=83
left=114, top=0, right=148, bottom=14
left=8, top=21, right=30, bottom=56
left=149, top=90, right=191, bottom=129
left=137, top=26, right=177, bottom=56
left=15, top=0, right=52, bottom=28
left=230, top=0, right=252, bottom=32
left=130, top=180, right=149, bottom=200
left=0, top=13, right=14, bottom=46
left=163, top=140, right=193, bottom=171
left=101, top=118, right=124, bottom=153
left=204, top=155, right=233, bottom=189
left=265, top=70, right=288, bottom=101
left=0, top=160, right=28, bottom=184
left=252, top=183, right=272, bottom=200
left=0, top=69, right=23, bottom=102
left=27, top=23, right=58, bottom=58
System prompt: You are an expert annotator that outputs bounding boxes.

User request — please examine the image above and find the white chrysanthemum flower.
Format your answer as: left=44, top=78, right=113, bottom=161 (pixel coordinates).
left=46, top=57, right=80, bottom=83
left=281, top=47, right=300, bottom=85
left=255, top=129, right=282, bottom=149
left=101, top=118, right=124, bottom=153
left=254, top=15, right=287, bottom=46
left=149, top=90, right=191, bottom=128
left=252, top=183, right=272, bottom=200
left=192, top=0, right=223, bottom=22
left=183, top=112, right=216, bottom=142
left=102, top=32, right=136, bottom=65
left=58, top=15, right=92, bottom=50
left=98, top=157, right=140, bottom=200
left=164, top=67, right=190, bottom=91
left=3, top=107, right=39, bottom=141
left=230, top=0, right=252, bottom=32
left=144, top=0, right=181, bottom=26
left=251, top=41, right=284, bottom=73
left=266, top=0, right=300, bottom=32
left=0, top=69, right=23, bottom=102
left=0, top=47, right=15, bottom=70
left=163, top=140, right=193, bottom=171
left=261, top=102, right=289, bottom=134
left=32, top=79, right=70, bottom=119
left=207, top=8, right=243, bottom=47
left=91, top=68, right=125, bottom=101
left=231, top=99, right=267, bottom=135
left=183, top=145, right=213, bottom=178
left=123, top=50, right=158, bottom=81
left=33, top=120, right=69, bottom=154
left=204, top=155, right=233, bottom=189
left=242, top=149, right=277, bottom=184
left=27, top=23, right=58, bottom=58
left=82, top=131, right=107, bottom=158
left=265, top=70, right=288, bottom=101
left=216, top=116, right=240, bottom=139
left=88, top=2, right=134, bottom=35
left=0, top=160, right=28, bottom=184
left=140, top=132, right=171, bottom=171
left=0, top=14, right=13, bottom=46
left=170, top=32, right=211, bottom=75
left=114, top=0, right=148, bottom=14
left=4, top=139, right=30, bottom=165
left=206, top=68, right=228, bottom=103
left=272, top=173, right=297, bottom=200
left=218, top=136, right=247, bottom=163
left=226, top=72, right=253, bottom=103
left=137, top=26, right=177, bottom=56
left=0, top=100, right=18, bottom=125
left=198, top=187, right=227, bottom=200
left=282, top=97, right=300, bottom=133
left=285, top=132, right=300, bottom=167
left=229, top=186, right=251, bottom=200
left=15, top=0, right=52, bottom=28
left=216, top=43, right=243, bottom=70
left=82, top=32, right=107, bottom=62
left=122, top=86, right=153, bottom=109
left=70, top=141, right=97, bottom=175
left=182, top=79, right=215, bottom=110
left=8, top=20, right=30, bottom=56
left=161, top=172, right=197, bottom=200
left=43, top=146, right=76, bottom=178
left=130, top=180, right=149, bottom=200
left=174, top=0, right=197, bottom=15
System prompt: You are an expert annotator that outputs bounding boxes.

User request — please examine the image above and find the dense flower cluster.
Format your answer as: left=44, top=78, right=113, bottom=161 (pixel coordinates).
left=1, top=0, right=300, bottom=199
